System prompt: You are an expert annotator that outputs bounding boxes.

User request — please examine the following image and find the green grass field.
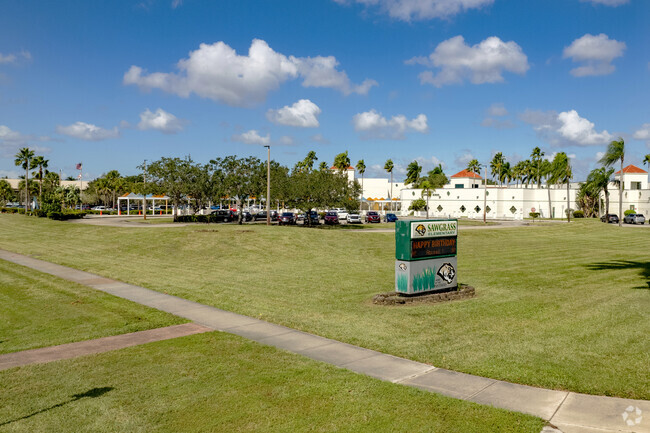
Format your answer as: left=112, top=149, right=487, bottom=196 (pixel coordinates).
left=0, top=260, right=185, bottom=354
left=0, top=332, right=544, bottom=432
left=0, top=214, right=648, bottom=399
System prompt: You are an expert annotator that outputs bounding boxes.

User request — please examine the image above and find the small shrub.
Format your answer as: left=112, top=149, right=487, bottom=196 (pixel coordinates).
left=624, top=209, right=635, bottom=216
left=529, top=212, right=540, bottom=221
left=573, top=210, right=584, bottom=218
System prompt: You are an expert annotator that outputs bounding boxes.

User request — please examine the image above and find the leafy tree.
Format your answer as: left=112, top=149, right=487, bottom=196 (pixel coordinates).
left=356, top=159, right=366, bottom=200
left=598, top=137, right=625, bottom=227
left=530, top=147, right=545, bottom=188
left=550, top=152, right=572, bottom=222
left=333, top=151, right=350, bottom=173
left=512, top=161, right=526, bottom=187
left=295, top=151, right=318, bottom=172
left=408, top=198, right=426, bottom=211
left=490, top=152, right=505, bottom=186
left=0, top=179, right=15, bottom=206
left=420, top=180, right=433, bottom=218
left=14, top=147, right=35, bottom=210
left=318, top=161, right=328, bottom=171
left=210, top=156, right=264, bottom=224
left=31, top=155, right=49, bottom=201
left=541, top=159, right=553, bottom=218
left=405, top=160, right=421, bottom=187
left=144, top=156, right=196, bottom=222
left=644, top=154, right=650, bottom=168
left=425, top=164, right=448, bottom=189
left=466, top=159, right=481, bottom=174
left=499, top=161, right=511, bottom=185
left=576, top=182, right=599, bottom=218
left=586, top=167, right=615, bottom=217
left=43, top=171, right=61, bottom=194
left=384, top=159, right=394, bottom=210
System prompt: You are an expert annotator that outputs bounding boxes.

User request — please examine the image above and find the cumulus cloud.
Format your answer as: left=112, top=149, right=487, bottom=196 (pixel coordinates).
left=579, top=0, right=628, bottom=6
left=406, top=36, right=529, bottom=87
left=633, top=124, right=650, bottom=146
left=0, top=50, right=31, bottom=65
left=124, top=39, right=376, bottom=107
left=353, top=109, right=428, bottom=139
left=231, top=130, right=270, bottom=146
left=0, top=125, right=51, bottom=157
left=333, top=0, right=494, bottom=21
left=276, top=136, right=296, bottom=146
left=520, top=109, right=612, bottom=147
left=482, top=103, right=514, bottom=129
left=56, top=122, right=120, bottom=141
left=266, top=99, right=321, bottom=128
left=137, top=108, right=185, bottom=134
left=311, top=133, right=330, bottom=144
left=563, top=34, right=625, bottom=76
left=486, top=103, right=508, bottom=117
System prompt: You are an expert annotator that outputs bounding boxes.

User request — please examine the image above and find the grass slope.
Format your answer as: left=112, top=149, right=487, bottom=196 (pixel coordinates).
left=0, top=214, right=647, bottom=398
left=0, top=332, right=544, bottom=432
left=0, top=260, right=184, bottom=354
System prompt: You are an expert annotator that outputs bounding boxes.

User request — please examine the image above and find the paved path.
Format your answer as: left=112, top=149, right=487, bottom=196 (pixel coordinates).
left=0, top=323, right=211, bottom=371
left=0, top=248, right=647, bottom=433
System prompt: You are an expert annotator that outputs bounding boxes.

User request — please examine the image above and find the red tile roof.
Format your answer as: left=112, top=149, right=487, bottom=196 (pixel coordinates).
left=330, top=166, right=354, bottom=170
left=451, top=169, right=482, bottom=179
left=615, top=164, right=647, bottom=175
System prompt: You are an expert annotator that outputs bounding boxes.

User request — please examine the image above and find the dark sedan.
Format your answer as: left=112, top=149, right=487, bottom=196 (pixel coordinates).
left=385, top=213, right=398, bottom=222
left=254, top=211, right=278, bottom=221
left=324, top=211, right=339, bottom=225
left=600, top=214, right=619, bottom=224
left=278, top=212, right=296, bottom=225
left=365, top=211, right=380, bottom=223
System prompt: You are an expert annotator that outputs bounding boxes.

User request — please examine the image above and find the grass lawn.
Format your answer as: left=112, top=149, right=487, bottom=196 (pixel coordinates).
left=0, top=260, right=185, bottom=354
left=0, top=332, right=544, bottom=432
left=0, top=214, right=648, bottom=399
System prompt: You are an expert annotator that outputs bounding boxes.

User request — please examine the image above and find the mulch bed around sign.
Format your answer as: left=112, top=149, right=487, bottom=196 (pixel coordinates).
left=372, top=284, right=475, bottom=306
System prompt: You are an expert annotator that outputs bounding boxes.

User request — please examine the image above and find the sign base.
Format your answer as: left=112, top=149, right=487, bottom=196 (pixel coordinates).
left=395, top=257, right=457, bottom=295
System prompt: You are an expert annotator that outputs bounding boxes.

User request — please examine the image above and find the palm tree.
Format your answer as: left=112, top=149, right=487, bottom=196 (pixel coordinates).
left=512, top=161, right=525, bottom=187
left=384, top=159, right=394, bottom=210
left=599, top=137, right=625, bottom=227
left=14, top=147, right=35, bottom=210
left=550, top=152, right=572, bottom=222
left=318, top=161, right=328, bottom=171
left=466, top=159, right=481, bottom=188
left=643, top=154, right=650, bottom=168
left=31, top=155, right=49, bottom=202
left=499, top=162, right=511, bottom=186
left=586, top=167, right=615, bottom=217
left=405, top=160, right=421, bottom=187
left=490, top=153, right=505, bottom=186
left=530, top=147, right=545, bottom=188
left=420, top=180, right=433, bottom=218
left=356, top=159, right=366, bottom=202
left=333, top=151, right=350, bottom=173
left=541, top=159, right=553, bottom=218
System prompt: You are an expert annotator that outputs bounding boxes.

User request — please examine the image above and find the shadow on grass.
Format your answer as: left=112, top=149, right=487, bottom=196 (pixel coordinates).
left=0, top=387, right=113, bottom=426
left=586, top=260, right=650, bottom=289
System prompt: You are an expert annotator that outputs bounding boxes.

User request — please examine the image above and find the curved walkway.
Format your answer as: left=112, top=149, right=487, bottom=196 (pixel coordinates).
left=0, top=249, right=647, bottom=433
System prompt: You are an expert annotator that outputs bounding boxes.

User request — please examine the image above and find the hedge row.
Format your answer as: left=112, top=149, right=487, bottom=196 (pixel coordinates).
left=0, top=208, right=87, bottom=220
left=175, top=214, right=232, bottom=223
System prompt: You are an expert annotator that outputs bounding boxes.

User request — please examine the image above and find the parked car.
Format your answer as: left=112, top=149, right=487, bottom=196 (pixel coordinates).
left=324, top=211, right=339, bottom=225
left=278, top=212, right=296, bottom=225
left=254, top=211, right=278, bottom=221
left=308, top=211, right=320, bottom=225
left=347, top=213, right=362, bottom=224
left=385, top=213, right=398, bottom=222
left=241, top=211, right=253, bottom=222
left=623, top=213, right=645, bottom=224
left=365, top=211, right=380, bottom=223
left=600, top=214, right=619, bottom=224
left=211, top=209, right=236, bottom=222
left=331, top=208, right=349, bottom=220
left=91, top=206, right=107, bottom=211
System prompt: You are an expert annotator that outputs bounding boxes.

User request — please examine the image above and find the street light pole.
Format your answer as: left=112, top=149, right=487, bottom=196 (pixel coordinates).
left=264, top=145, right=271, bottom=226
left=143, top=159, right=147, bottom=221
left=483, top=165, right=487, bottom=224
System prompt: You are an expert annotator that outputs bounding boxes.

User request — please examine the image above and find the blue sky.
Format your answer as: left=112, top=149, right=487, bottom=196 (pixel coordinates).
left=1, top=0, right=649, bottom=181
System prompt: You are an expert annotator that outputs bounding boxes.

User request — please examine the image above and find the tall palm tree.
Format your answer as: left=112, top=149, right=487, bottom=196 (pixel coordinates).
left=14, top=147, right=35, bottom=210
left=512, top=161, right=525, bottom=187
left=31, top=155, right=49, bottom=202
left=384, top=159, right=394, bottom=210
left=490, top=153, right=505, bottom=186
left=541, top=159, right=553, bottom=218
left=599, top=137, right=625, bottom=227
left=466, top=159, right=481, bottom=188
left=643, top=154, right=650, bottom=168
left=405, top=160, right=422, bottom=187
left=550, top=152, right=572, bottom=222
left=499, top=162, right=512, bottom=186
left=356, top=159, right=366, bottom=202
left=586, top=167, right=615, bottom=217
left=420, top=180, right=433, bottom=218
left=530, top=147, right=545, bottom=188
left=333, top=151, right=350, bottom=173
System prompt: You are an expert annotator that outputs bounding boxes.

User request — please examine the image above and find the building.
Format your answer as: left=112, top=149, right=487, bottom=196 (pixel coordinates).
left=603, top=165, right=649, bottom=217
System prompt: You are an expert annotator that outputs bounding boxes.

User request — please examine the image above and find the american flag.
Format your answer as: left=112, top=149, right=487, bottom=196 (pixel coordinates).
left=76, top=163, right=82, bottom=170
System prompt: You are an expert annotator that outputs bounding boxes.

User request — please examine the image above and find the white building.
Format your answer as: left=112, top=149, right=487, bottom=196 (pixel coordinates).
left=604, top=165, right=650, bottom=217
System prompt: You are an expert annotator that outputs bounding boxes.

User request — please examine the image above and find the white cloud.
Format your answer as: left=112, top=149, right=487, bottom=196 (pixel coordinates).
left=231, top=130, right=270, bottom=145
left=454, top=151, right=475, bottom=168
left=334, top=0, right=494, bottom=21
left=0, top=125, right=51, bottom=157
left=56, top=122, right=120, bottom=141
left=124, top=39, right=376, bottom=107
left=633, top=123, right=650, bottom=146
left=171, top=0, right=183, bottom=8
left=276, top=136, right=296, bottom=146
left=482, top=103, right=514, bottom=129
left=0, top=50, right=31, bottom=65
left=311, top=133, right=330, bottom=144
left=580, top=0, right=628, bottom=6
left=137, top=108, right=185, bottom=134
left=353, top=109, right=428, bottom=139
left=266, top=99, right=321, bottom=128
left=487, top=103, right=508, bottom=117
left=520, top=109, right=612, bottom=147
left=407, top=36, right=529, bottom=87
left=563, top=34, right=625, bottom=77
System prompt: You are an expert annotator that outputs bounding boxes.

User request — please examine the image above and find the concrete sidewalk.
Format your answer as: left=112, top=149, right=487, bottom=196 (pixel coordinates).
left=1, top=249, right=647, bottom=433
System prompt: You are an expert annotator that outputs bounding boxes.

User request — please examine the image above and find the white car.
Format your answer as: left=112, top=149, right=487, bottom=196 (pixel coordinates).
left=331, top=208, right=349, bottom=220
left=91, top=206, right=107, bottom=211
left=347, top=213, right=362, bottom=224
left=623, top=213, right=645, bottom=224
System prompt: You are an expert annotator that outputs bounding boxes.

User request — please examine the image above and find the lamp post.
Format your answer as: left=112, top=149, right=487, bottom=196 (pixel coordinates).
left=143, top=159, right=147, bottom=221
left=264, top=145, right=271, bottom=226
left=483, top=165, right=487, bottom=224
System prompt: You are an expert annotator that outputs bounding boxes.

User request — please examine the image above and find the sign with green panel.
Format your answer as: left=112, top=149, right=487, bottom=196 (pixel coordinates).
left=395, top=219, right=458, bottom=294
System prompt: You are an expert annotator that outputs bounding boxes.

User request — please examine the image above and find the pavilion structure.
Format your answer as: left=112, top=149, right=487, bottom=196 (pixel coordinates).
left=117, top=193, right=170, bottom=215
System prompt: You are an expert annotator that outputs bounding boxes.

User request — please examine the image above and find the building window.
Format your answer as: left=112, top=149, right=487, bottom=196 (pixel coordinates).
left=460, top=205, right=466, bottom=213
left=447, top=191, right=450, bottom=196
left=437, top=205, right=443, bottom=212
left=474, top=206, right=481, bottom=213
left=472, top=184, right=479, bottom=189
left=486, top=205, right=491, bottom=213
left=455, top=184, right=464, bottom=189
left=510, top=206, right=517, bottom=214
